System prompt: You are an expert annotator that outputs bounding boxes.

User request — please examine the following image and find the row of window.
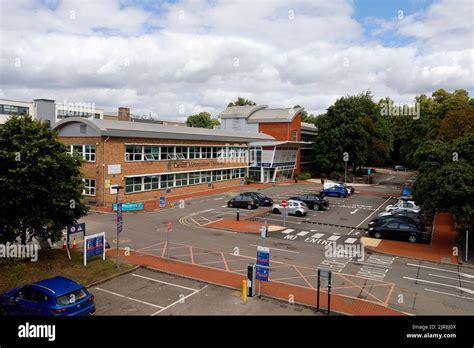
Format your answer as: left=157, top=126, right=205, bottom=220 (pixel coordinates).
left=68, top=144, right=96, bottom=162
left=83, top=178, right=96, bottom=196
left=125, top=145, right=247, bottom=161
left=125, top=168, right=246, bottom=193
left=0, top=104, right=30, bottom=116
left=57, top=110, right=101, bottom=119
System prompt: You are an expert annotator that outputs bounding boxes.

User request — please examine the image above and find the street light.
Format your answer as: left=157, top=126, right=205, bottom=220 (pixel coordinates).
left=115, top=185, right=124, bottom=269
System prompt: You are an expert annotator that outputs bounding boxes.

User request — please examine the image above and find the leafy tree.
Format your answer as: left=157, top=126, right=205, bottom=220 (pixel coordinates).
left=227, top=97, right=256, bottom=107
left=436, top=109, right=474, bottom=142
left=0, top=115, right=88, bottom=244
left=185, top=112, right=220, bottom=129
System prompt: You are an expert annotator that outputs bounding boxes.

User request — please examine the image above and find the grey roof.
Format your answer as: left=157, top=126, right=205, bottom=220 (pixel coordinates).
left=301, top=122, right=318, bottom=133
left=53, top=117, right=275, bottom=142
left=219, top=105, right=267, bottom=119
left=248, top=107, right=304, bottom=123
left=249, top=140, right=310, bottom=147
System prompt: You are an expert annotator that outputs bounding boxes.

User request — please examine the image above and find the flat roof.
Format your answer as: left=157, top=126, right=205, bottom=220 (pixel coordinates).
left=219, top=105, right=304, bottom=123
left=53, top=117, right=275, bottom=142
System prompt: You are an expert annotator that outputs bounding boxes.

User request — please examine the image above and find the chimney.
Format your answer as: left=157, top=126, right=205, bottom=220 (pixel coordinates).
left=118, top=107, right=130, bottom=121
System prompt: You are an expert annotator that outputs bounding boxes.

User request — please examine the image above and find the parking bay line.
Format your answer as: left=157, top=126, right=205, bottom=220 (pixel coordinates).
left=424, top=288, right=474, bottom=301
left=407, top=263, right=474, bottom=278
left=428, top=273, right=474, bottom=284
left=348, top=196, right=392, bottom=235
left=95, top=287, right=164, bottom=309
left=249, top=244, right=300, bottom=254
left=152, top=285, right=209, bottom=316
left=131, top=273, right=200, bottom=292
left=402, top=276, right=474, bottom=294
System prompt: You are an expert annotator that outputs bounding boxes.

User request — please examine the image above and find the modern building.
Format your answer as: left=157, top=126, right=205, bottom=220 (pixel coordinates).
left=53, top=117, right=274, bottom=207
left=218, top=105, right=317, bottom=181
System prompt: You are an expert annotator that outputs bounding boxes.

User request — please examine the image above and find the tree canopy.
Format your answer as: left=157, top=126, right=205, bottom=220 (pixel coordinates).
left=227, top=97, right=256, bottom=107
left=185, top=112, right=220, bottom=129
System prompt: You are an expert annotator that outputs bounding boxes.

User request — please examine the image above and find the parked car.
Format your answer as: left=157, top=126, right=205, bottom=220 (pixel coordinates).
left=320, top=185, right=348, bottom=198
left=323, top=182, right=351, bottom=195
left=241, top=192, right=273, bottom=206
left=369, top=215, right=425, bottom=231
left=288, top=194, right=329, bottom=210
left=394, top=165, right=407, bottom=171
left=338, top=182, right=355, bottom=194
left=368, top=221, right=421, bottom=243
left=378, top=208, right=423, bottom=220
left=271, top=200, right=308, bottom=217
left=227, top=195, right=259, bottom=209
left=0, top=276, right=95, bottom=316
left=385, top=200, right=420, bottom=213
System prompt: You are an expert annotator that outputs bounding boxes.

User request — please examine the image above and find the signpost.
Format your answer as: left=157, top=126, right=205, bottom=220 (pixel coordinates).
left=66, top=223, right=86, bottom=249
left=367, top=168, right=372, bottom=184
left=241, top=178, right=245, bottom=191
left=281, top=200, right=287, bottom=227
left=115, top=185, right=124, bottom=269
left=343, top=152, right=349, bottom=183
left=167, top=222, right=172, bottom=260
left=316, top=269, right=332, bottom=315
left=84, top=232, right=106, bottom=266
left=466, top=230, right=469, bottom=262
left=113, top=202, right=143, bottom=211
left=256, top=245, right=270, bottom=296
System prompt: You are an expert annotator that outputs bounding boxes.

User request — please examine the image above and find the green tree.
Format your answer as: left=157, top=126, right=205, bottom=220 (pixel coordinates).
left=0, top=115, right=88, bottom=244
left=227, top=97, right=256, bottom=107
left=185, top=112, right=220, bottom=129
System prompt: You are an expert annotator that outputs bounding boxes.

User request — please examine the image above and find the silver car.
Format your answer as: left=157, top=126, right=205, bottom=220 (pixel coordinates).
left=385, top=200, right=421, bottom=213
left=272, top=200, right=308, bottom=217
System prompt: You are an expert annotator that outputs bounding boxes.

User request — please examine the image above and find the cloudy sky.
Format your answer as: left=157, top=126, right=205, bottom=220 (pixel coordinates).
left=0, top=0, right=473, bottom=120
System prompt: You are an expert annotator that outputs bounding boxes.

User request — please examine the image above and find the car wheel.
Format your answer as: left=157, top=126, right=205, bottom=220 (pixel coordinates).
left=295, top=210, right=303, bottom=217
left=228, top=202, right=233, bottom=208
left=408, top=235, right=417, bottom=243
left=272, top=208, right=280, bottom=214
left=247, top=204, right=253, bottom=210
left=374, top=232, right=382, bottom=239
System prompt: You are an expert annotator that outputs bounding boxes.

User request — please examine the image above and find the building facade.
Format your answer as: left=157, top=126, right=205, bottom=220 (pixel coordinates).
left=53, top=117, right=274, bottom=207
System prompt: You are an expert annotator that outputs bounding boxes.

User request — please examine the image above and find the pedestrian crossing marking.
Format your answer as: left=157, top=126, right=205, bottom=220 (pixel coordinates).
left=344, top=238, right=357, bottom=244
left=328, top=235, right=340, bottom=241
left=311, top=233, right=325, bottom=239
left=281, top=229, right=295, bottom=234
left=296, top=231, right=309, bottom=236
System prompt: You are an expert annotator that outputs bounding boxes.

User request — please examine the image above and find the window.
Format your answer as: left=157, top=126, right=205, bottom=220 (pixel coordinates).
left=143, top=176, right=159, bottom=190
left=201, top=147, right=213, bottom=159
left=222, top=169, right=232, bottom=180
left=215, top=147, right=224, bottom=159
left=386, top=223, right=399, bottom=229
left=144, top=146, right=159, bottom=161
left=161, top=146, right=174, bottom=160
left=212, top=170, right=222, bottom=181
left=0, top=104, right=29, bottom=116
left=175, top=147, right=188, bottom=160
left=175, top=173, right=188, bottom=186
left=189, top=146, right=201, bottom=159
left=160, top=174, right=174, bottom=188
left=201, top=171, right=211, bottom=183
left=125, top=145, right=143, bottom=161
left=71, top=145, right=96, bottom=162
left=125, top=177, right=142, bottom=193
left=189, top=172, right=200, bottom=184
left=83, top=178, right=96, bottom=196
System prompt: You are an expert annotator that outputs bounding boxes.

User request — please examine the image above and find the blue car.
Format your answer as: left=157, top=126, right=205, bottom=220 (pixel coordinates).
left=0, top=276, right=95, bottom=316
left=320, top=185, right=348, bottom=198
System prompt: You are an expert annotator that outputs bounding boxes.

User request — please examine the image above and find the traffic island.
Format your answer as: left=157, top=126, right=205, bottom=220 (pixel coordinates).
left=205, top=208, right=272, bottom=234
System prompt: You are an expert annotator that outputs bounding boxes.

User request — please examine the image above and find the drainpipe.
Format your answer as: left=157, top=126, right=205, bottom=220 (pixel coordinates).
left=102, top=136, right=110, bottom=207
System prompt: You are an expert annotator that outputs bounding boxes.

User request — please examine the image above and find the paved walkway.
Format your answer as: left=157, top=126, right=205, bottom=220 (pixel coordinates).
left=364, top=213, right=457, bottom=264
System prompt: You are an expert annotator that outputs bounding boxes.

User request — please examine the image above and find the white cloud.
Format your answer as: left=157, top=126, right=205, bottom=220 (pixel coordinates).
left=0, top=0, right=472, bottom=119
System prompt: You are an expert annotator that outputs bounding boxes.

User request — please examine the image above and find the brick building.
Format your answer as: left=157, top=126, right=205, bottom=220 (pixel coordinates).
left=53, top=117, right=273, bottom=207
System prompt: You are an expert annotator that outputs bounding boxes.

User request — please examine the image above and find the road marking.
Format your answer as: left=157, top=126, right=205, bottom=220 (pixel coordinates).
left=281, top=229, right=295, bottom=234
left=403, top=277, right=474, bottom=294
left=424, top=288, right=474, bottom=301
left=407, top=263, right=474, bottom=278
left=131, top=273, right=199, bottom=292
left=350, top=209, right=359, bottom=215
left=311, top=233, right=325, bottom=239
left=95, top=287, right=164, bottom=309
left=198, top=209, right=215, bottom=214
left=428, top=273, right=474, bottom=284
left=348, top=196, right=392, bottom=235
left=327, top=235, right=340, bottom=241
left=344, top=238, right=357, bottom=244
left=249, top=244, right=300, bottom=254
left=152, top=285, right=209, bottom=316
left=296, top=231, right=309, bottom=236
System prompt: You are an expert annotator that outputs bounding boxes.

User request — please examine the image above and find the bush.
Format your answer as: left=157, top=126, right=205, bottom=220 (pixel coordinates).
left=298, top=172, right=312, bottom=180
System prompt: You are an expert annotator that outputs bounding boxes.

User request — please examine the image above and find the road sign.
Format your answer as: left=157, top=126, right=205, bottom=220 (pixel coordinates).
left=256, top=265, right=269, bottom=281
left=113, top=202, right=143, bottom=211
left=84, top=232, right=106, bottom=266
left=167, top=222, right=172, bottom=233
left=368, top=168, right=372, bottom=175
left=260, top=225, right=268, bottom=238
left=117, top=203, right=123, bottom=234
left=281, top=200, right=287, bottom=208
left=256, top=246, right=270, bottom=266
left=67, top=223, right=85, bottom=236
left=159, top=196, right=166, bottom=208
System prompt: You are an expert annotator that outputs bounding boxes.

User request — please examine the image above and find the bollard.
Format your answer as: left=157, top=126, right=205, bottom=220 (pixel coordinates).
left=242, top=279, right=247, bottom=304
left=236, top=209, right=240, bottom=221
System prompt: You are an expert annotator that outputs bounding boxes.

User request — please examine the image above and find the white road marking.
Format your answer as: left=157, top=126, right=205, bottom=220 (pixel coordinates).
left=327, top=235, right=340, bottom=241
left=281, top=229, right=295, bottom=234
left=296, top=231, right=309, bottom=236
left=403, top=277, right=474, bottom=294
left=95, top=287, right=164, bottom=309
left=344, top=238, right=357, bottom=244
left=350, top=209, right=359, bottom=215
left=151, top=285, right=209, bottom=316
left=407, top=263, right=474, bottom=278
left=348, top=196, right=392, bottom=235
left=132, top=274, right=199, bottom=292
left=249, top=243, right=300, bottom=254
left=424, top=288, right=474, bottom=301
left=428, top=273, right=474, bottom=284
left=198, top=209, right=215, bottom=214
left=311, top=233, right=324, bottom=238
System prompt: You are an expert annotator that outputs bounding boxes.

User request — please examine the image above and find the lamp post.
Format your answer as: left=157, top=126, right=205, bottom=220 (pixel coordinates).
left=115, top=185, right=124, bottom=269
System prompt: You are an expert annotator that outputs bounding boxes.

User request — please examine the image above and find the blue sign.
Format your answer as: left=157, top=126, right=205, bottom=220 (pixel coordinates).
left=241, top=178, right=245, bottom=186
left=256, top=265, right=269, bottom=281
left=86, top=234, right=105, bottom=258
left=67, top=223, right=86, bottom=236
left=113, top=202, right=144, bottom=211
left=117, top=203, right=123, bottom=234
left=257, top=250, right=270, bottom=267
left=159, top=196, right=166, bottom=208
left=368, top=168, right=372, bottom=175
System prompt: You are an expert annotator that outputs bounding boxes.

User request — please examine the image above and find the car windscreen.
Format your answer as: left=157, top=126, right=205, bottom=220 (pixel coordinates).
left=56, top=288, right=88, bottom=305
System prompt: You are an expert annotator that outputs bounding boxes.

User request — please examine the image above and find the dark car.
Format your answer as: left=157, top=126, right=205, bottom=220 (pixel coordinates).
left=0, top=276, right=95, bottom=316
left=369, top=215, right=425, bottom=231
left=227, top=195, right=259, bottom=209
left=368, top=221, right=421, bottom=243
left=241, top=192, right=273, bottom=206
left=289, top=194, right=329, bottom=210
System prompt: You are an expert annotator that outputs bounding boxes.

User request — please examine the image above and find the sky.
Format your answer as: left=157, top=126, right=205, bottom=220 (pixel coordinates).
left=0, top=0, right=473, bottom=120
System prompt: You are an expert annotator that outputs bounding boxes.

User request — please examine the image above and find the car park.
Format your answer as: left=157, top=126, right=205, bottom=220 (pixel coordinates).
left=241, top=192, right=273, bottom=206
left=271, top=200, right=308, bottom=217
left=227, top=195, right=259, bottom=209
left=288, top=194, right=329, bottom=210
left=320, top=185, right=348, bottom=198
left=385, top=200, right=420, bottom=213
left=0, top=276, right=95, bottom=316
left=368, top=221, right=421, bottom=243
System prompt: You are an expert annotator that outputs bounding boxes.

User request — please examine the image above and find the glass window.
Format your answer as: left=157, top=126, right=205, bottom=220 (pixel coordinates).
left=189, top=172, right=200, bottom=184
left=175, top=173, right=188, bottom=186
left=82, top=178, right=96, bottom=196
left=189, top=146, right=201, bottom=159
left=125, top=177, right=142, bottom=193
left=160, top=174, right=174, bottom=188
left=222, top=169, right=232, bottom=180
left=212, top=170, right=222, bottom=181
left=201, top=171, right=211, bottom=182
left=161, top=146, right=175, bottom=160
left=144, top=146, right=159, bottom=161
left=125, top=145, right=143, bottom=161
left=175, top=147, right=188, bottom=160
left=144, top=175, right=159, bottom=190
left=201, top=147, right=213, bottom=159
left=84, top=145, right=96, bottom=162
